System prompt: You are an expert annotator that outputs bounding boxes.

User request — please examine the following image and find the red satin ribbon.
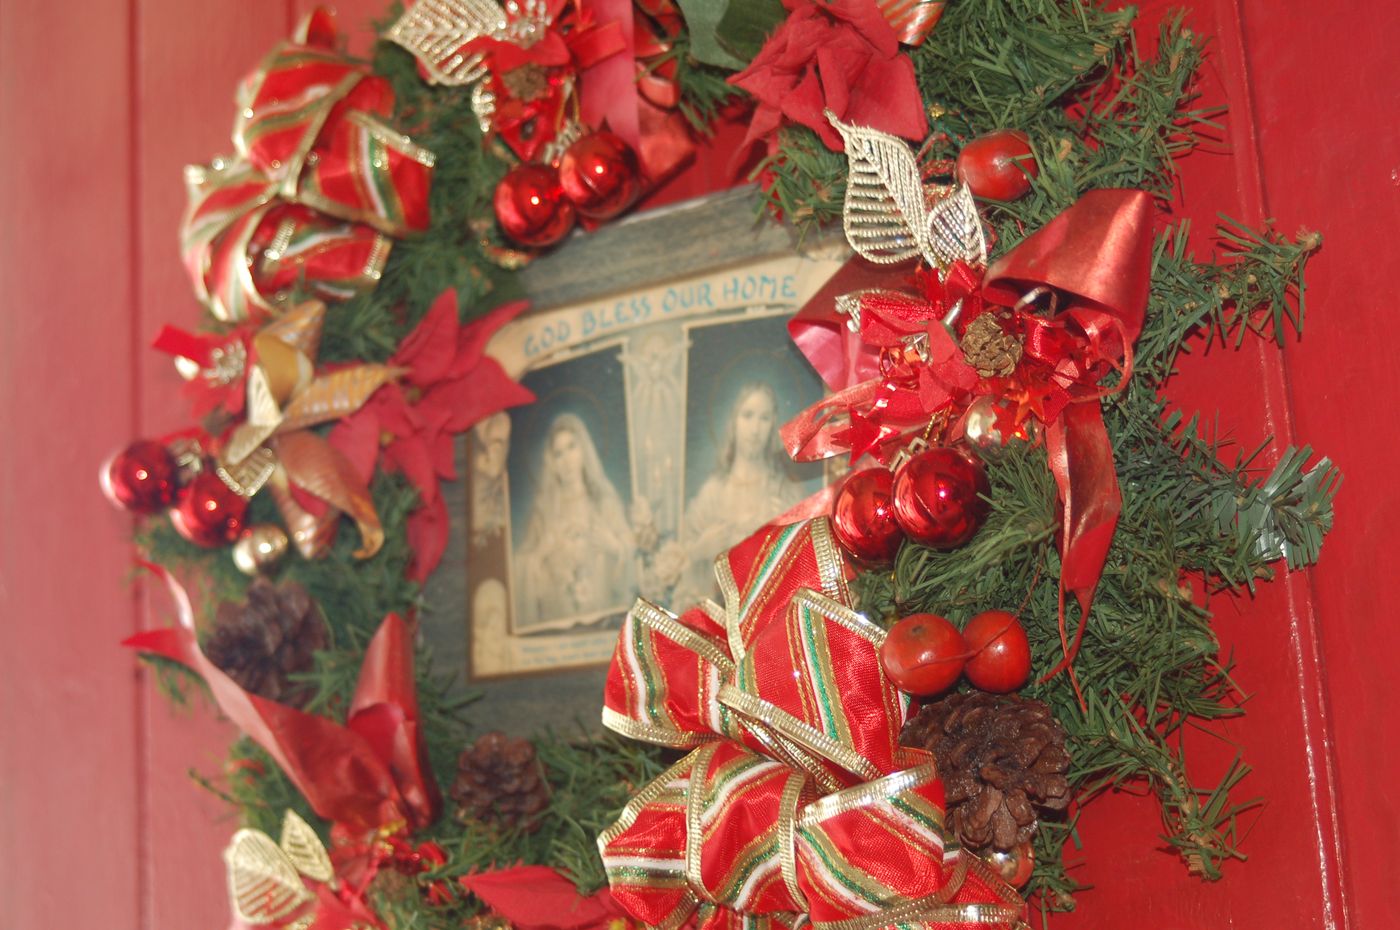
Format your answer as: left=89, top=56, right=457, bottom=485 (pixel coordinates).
left=125, top=563, right=441, bottom=835
left=781, top=261, right=983, bottom=464
left=983, top=189, right=1153, bottom=692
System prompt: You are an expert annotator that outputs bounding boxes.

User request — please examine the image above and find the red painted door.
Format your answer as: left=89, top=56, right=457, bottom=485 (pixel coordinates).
left=2, top=2, right=1394, bottom=928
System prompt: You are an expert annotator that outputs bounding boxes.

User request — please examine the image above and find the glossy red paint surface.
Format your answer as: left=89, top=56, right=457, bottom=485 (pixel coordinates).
left=2, top=2, right=1395, bottom=928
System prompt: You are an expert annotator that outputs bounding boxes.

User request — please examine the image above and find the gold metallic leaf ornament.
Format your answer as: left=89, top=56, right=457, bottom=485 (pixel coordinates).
left=826, top=111, right=987, bottom=269
left=223, top=811, right=327, bottom=926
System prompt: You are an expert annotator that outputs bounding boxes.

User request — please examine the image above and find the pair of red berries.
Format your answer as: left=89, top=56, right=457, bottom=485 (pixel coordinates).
left=493, top=131, right=641, bottom=248
left=879, top=609, right=1032, bottom=696
left=101, top=439, right=247, bottom=547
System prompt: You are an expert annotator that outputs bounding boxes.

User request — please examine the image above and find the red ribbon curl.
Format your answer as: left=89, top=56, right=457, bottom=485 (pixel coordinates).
left=125, top=563, right=441, bottom=836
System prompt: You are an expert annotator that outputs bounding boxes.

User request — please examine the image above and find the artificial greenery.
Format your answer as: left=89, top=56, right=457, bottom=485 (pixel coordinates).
left=132, top=0, right=1334, bottom=926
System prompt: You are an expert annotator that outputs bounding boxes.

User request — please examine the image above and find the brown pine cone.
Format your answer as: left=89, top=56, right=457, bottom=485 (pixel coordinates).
left=961, top=313, right=1023, bottom=378
left=901, top=692, right=1071, bottom=853
left=450, top=732, right=550, bottom=833
left=204, top=578, right=327, bottom=706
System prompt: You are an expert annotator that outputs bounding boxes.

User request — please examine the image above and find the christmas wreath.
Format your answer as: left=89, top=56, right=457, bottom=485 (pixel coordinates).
left=105, top=1, right=1337, bottom=927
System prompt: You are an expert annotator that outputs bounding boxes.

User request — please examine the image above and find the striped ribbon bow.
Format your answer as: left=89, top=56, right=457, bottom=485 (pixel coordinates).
left=182, top=8, right=435, bottom=322
left=599, top=518, right=1026, bottom=930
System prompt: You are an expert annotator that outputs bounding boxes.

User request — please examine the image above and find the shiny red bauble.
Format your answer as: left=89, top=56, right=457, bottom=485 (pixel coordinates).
left=557, top=131, right=641, bottom=220
left=891, top=448, right=990, bottom=548
left=955, top=130, right=1038, bottom=201
left=962, top=610, right=1032, bottom=693
left=100, top=440, right=178, bottom=514
left=169, top=472, right=248, bottom=547
left=493, top=162, right=577, bottom=247
left=831, top=467, right=904, bottom=564
left=880, top=613, right=967, bottom=696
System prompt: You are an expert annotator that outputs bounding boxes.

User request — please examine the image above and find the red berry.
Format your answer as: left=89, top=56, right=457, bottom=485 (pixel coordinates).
left=831, top=467, right=904, bottom=564
left=880, top=614, right=967, bottom=696
left=955, top=130, right=1038, bottom=201
left=100, top=440, right=178, bottom=513
left=493, top=163, right=576, bottom=247
left=557, top=131, right=641, bottom=220
left=169, top=472, right=248, bottom=547
left=891, top=447, right=990, bottom=548
left=962, top=610, right=1031, bottom=693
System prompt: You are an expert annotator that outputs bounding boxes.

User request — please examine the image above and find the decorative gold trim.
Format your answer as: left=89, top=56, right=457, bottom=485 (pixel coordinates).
left=656, top=890, right=702, bottom=930
left=601, top=707, right=719, bottom=749
left=789, top=588, right=886, bottom=647
left=348, top=111, right=438, bottom=168
left=797, top=764, right=939, bottom=826
left=807, top=518, right=852, bottom=606
left=719, top=684, right=881, bottom=784
left=714, top=547, right=745, bottom=662
left=685, top=743, right=718, bottom=902
left=778, top=771, right=809, bottom=911
left=630, top=599, right=735, bottom=675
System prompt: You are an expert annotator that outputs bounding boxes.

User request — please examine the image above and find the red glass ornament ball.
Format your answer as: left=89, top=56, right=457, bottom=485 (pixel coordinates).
left=955, top=130, right=1038, bottom=201
left=880, top=613, right=967, bottom=696
left=557, top=131, right=642, bottom=220
left=832, top=467, right=904, bottom=564
left=962, top=610, right=1031, bottom=693
left=891, top=448, right=990, bottom=548
left=169, top=472, right=249, bottom=547
left=493, top=163, right=577, bottom=247
left=100, top=440, right=178, bottom=514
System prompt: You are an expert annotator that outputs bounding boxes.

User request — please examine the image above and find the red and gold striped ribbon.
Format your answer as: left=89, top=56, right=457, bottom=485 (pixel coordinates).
left=878, top=0, right=946, bottom=46
left=180, top=8, right=433, bottom=321
left=599, top=518, right=1025, bottom=930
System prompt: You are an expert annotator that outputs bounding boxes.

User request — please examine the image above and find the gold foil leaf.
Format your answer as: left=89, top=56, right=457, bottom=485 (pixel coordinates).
left=924, top=183, right=987, bottom=268
left=267, top=464, right=340, bottom=560
left=827, top=110, right=932, bottom=266
left=224, top=419, right=279, bottom=468
left=217, top=444, right=278, bottom=497
left=279, top=811, right=334, bottom=885
left=244, top=365, right=286, bottom=430
left=260, top=300, right=326, bottom=359
left=252, top=333, right=313, bottom=406
left=384, top=0, right=508, bottom=86
left=273, top=431, right=384, bottom=559
left=223, top=827, right=314, bottom=925
left=277, top=364, right=402, bottom=433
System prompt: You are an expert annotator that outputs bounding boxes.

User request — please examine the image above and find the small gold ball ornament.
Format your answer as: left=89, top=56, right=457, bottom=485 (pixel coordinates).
left=232, top=524, right=290, bottom=575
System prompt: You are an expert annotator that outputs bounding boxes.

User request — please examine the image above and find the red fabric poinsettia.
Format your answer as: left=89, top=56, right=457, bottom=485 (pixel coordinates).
left=728, top=0, right=927, bottom=154
left=331, top=292, right=533, bottom=582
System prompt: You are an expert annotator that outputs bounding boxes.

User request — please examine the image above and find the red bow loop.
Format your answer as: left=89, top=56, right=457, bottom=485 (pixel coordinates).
left=125, top=563, right=441, bottom=835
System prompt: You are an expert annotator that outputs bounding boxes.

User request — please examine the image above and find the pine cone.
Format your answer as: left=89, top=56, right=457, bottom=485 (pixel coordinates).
left=450, top=732, right=550, bottom=833
left=204, top=578, right=327, bottom=706
left=961, top=313, right=1023, bottom=377
left=900, top=692, right=1071, bottom=853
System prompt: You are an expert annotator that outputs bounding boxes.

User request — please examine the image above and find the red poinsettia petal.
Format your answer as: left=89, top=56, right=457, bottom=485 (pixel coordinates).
left=780, top=68, right=830, bottom=141
left=461, top=866, right=621, bottom=930
left=825, top=0, right=901, bottom=56
left=393, top=290, right=460, bottom=385
left=328, top=406, right=384, bottom=486
left=383, top=432, right=440, bottom=506
left=432, top=357, right=536, bottom=433
left=453, top=299, right=533, bottom=376
left=847, top=54, right=928, bottom=142
left=405, top=493, right=448, bottom=584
